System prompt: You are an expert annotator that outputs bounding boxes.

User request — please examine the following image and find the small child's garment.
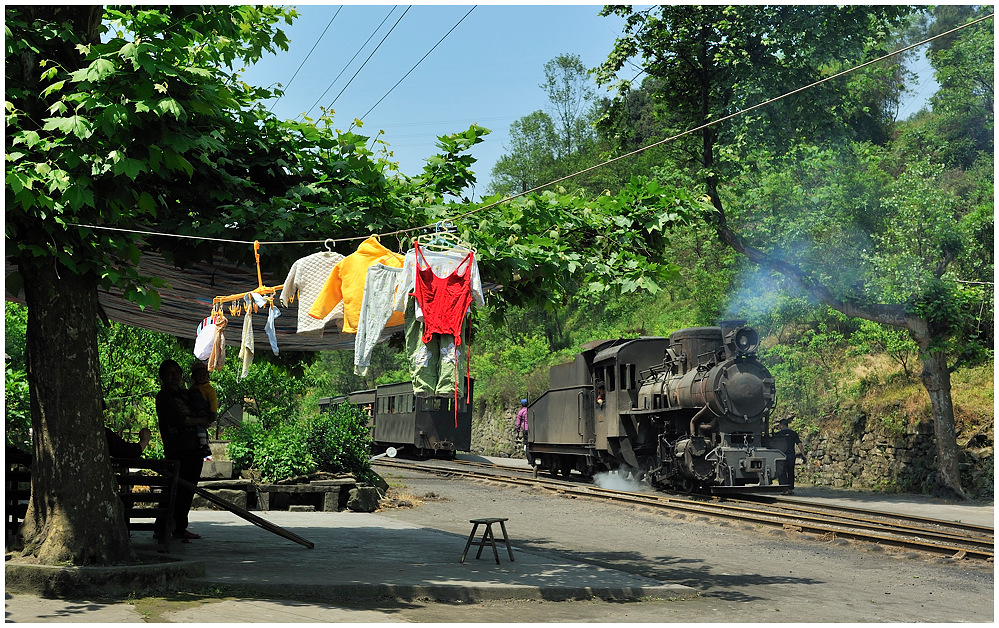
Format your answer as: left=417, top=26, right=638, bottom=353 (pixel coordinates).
left=281, top=251, right=347, bottom=335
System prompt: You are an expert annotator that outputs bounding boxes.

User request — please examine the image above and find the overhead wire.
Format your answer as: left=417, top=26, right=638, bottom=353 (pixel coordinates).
left=70, top=11, right=993, bottom=249
left=446, top=10, right=996, bottom=226
left=327, top=6, right=411, bottom=111
left=268, top=6, right=342, bottom=113
left=349, top=6, right=476, bottom=130
left=302, top=6, right=398, bottom=119
left=305, top=6, right=412, bottom=120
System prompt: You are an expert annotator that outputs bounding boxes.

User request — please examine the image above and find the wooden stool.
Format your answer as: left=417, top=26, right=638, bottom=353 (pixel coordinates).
left=460, top=517, right=514, bottom=564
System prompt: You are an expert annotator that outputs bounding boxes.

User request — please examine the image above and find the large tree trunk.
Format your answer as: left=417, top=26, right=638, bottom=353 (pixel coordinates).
left=909, top=320, right=966, bottom=499
left=710, top=208, right=967, bottom=499
left=16, top=256, right=135, bottom=565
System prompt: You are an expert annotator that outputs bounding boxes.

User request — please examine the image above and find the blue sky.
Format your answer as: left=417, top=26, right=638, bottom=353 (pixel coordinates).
left=240, top=4, right=937, bottom=198
left=241, top=4, right=628, bottom=196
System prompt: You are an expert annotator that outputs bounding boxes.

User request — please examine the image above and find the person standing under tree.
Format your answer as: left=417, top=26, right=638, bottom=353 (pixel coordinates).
left=154, top=359, right=211, bottom=542
left=773, top=417, right=806, bottom=495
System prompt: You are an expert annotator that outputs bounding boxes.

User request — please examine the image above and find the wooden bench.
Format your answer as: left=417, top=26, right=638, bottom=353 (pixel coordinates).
left=112, top=458, right=180, bottom=553
left=5, top=453, right=179, bottom=553
left=460, top=517, right=514, bottom=564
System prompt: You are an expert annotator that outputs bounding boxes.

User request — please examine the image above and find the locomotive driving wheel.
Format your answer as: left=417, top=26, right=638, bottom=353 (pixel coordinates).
left=560, top=456, right=574, bottom=478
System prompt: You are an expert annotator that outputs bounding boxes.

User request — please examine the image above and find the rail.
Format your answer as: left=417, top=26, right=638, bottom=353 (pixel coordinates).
left=375, top=457, right=994, bottom=561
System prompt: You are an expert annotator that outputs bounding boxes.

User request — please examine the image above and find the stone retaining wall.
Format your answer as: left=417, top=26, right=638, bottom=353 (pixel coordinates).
left=471, top=406, right=994, bottom=498
left=799, top=411, right=993, bottom=498
left=799, top=415, right=939, bottom=493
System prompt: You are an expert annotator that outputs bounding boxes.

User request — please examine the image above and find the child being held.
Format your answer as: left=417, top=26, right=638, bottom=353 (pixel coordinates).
left=189, top=361, right=217, bottom=459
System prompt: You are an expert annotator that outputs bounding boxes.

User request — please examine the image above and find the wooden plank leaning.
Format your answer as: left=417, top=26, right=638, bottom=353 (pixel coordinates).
left=177, top=478, right=315, bottom=549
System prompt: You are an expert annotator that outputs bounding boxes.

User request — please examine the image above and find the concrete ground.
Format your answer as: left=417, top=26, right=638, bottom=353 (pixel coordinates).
left=4, top=456, right=993, bottom=623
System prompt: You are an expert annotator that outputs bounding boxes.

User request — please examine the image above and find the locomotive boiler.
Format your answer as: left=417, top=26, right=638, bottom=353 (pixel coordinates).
left=525, top=321, right=786, bottom=494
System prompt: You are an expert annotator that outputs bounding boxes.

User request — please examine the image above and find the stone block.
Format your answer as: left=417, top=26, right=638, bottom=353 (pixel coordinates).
left=322, top=487, right=341, bottom=512
left=347, top=486, right=380, bottom=513
left=200, top=460, right=233, bottom=479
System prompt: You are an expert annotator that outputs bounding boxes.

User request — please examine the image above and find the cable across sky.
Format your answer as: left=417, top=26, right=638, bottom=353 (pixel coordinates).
left=73, top=12, right=992, bottom=248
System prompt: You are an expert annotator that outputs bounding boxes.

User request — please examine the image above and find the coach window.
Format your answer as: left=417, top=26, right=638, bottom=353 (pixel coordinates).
left=619, top=363, right=636, bottom=389
left=604, top=366, right=615, bottom=392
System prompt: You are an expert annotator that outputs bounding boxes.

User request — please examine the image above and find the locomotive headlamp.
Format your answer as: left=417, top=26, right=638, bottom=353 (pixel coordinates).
left=732, top=327, right=759, bottom=354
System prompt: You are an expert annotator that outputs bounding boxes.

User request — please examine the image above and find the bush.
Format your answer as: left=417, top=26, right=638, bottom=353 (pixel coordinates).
left=254, top=422, right=315, bottom=482
left=224, top=421, right=264, bottom=473
left=306, top=403, right=372, bottom=476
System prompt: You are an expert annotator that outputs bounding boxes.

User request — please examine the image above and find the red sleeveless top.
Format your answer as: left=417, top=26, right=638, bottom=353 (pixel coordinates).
left=413, top=241, right=474, bottom=345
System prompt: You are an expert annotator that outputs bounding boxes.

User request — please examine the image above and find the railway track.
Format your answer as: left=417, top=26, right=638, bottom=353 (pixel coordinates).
left=375, top=457, right=994, bottom=562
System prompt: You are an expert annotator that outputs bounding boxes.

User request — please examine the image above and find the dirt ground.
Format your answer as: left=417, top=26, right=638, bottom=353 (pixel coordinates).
left=5, top=467, right=994, bottom=623
left=369, top=466, right=994, bottom=623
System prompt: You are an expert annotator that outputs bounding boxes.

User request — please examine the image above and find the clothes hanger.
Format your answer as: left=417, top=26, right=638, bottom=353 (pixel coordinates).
left=212, top=241, right=284, bottom=309
left=415, top=221, right=475, bottom=254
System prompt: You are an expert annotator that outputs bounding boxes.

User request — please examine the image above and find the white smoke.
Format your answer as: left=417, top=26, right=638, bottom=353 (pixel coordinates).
left=592, top=470, right=644, bottom=492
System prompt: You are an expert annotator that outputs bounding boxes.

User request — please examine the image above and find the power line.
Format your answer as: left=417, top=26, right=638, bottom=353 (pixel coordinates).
left=304, top=6, right=412, bottom=120
left=352, top=6, right=476, bottom=127
left=326, top=6, right=411, bottom=111
left=269, top=6, right=342, bottom=113
left=71, top=11, right=993, bottom=248
left=303, top=6, right=398, bottom=119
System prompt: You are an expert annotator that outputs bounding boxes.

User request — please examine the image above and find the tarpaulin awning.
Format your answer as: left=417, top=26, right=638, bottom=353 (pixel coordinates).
left=5, top=251, right=397, bottom=353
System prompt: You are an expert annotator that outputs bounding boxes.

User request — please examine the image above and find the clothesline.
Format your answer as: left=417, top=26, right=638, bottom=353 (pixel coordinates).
left=69, top=219, right=468, bottom=249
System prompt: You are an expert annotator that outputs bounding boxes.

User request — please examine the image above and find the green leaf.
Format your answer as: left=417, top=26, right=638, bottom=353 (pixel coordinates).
left=111, top=157, right=147, bottom=180
left=85, top=58, right=117, bottom=82
left=6, top=171, right=30, bottom=194
left=40, top=80, right=66, bottom=98
left=42, top=115, right=93, bottom=139
left=156, top=97, right=186, bottom=120
left=63, top=184, right=95, bottom=210
left=118, top=42, right=138, bottom=67
left=137, top=191, right=156, bottom=215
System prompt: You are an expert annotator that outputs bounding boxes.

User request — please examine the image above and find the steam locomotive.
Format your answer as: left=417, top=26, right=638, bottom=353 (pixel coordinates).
left=525, top=321, right=787, bottom=494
